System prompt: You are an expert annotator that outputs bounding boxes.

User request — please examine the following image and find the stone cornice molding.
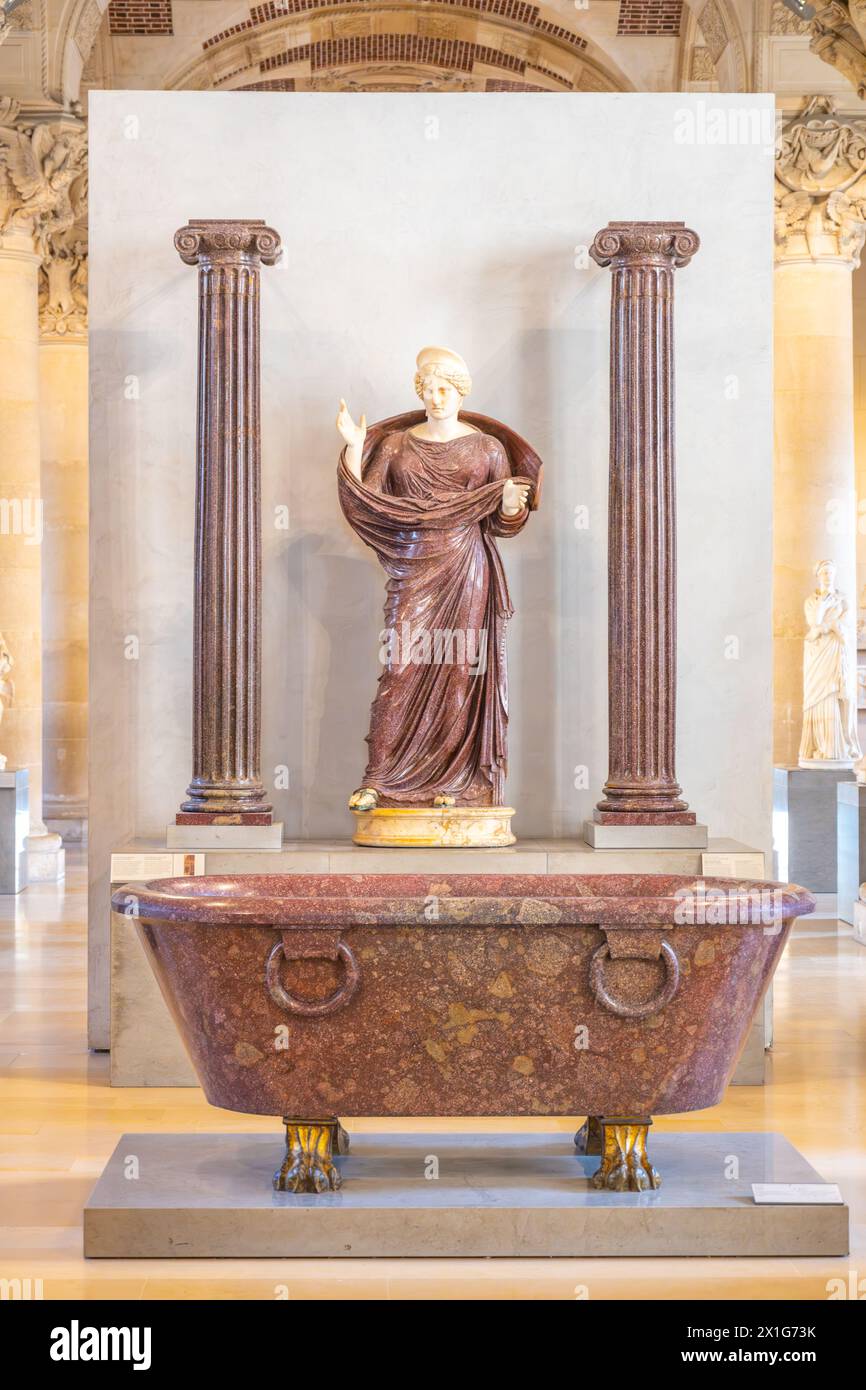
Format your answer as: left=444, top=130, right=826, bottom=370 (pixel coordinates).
left=775, top=96, right=866, bottom=265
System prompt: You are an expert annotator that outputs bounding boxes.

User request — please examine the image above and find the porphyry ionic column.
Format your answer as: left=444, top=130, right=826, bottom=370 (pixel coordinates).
left=173, top=220, right=281, bottom=827
left=586, top=221, right=703, bottom=848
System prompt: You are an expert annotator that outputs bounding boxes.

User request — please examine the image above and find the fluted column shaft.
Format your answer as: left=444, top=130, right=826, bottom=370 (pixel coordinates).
left=590, top=222, right=699, bottom=825
left=174, top=220, right=281, bottom=823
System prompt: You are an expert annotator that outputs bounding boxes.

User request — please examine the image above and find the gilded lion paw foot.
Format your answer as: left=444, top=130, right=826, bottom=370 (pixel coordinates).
left=349, top=787, right=379, bottom=812
left=274, top=1120, right=343, bottom=1194
left=573, top=1115, right=603, bottom=1156
left=590, top=1120, right=661, bottom=1192
left=433, top=794, right=456, bottom=807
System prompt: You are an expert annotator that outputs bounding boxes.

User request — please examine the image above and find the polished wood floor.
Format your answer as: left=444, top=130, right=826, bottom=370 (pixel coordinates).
left=0, top=854, right=863, bottom=1300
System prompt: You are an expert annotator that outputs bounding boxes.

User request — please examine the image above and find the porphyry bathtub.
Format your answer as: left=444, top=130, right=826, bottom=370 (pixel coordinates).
left=113, top=872, right=814, bottom=1193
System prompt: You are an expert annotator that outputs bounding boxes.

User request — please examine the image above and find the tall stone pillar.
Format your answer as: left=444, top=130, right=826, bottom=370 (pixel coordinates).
left=173, top=220, right=281, bottom=825
left=774, top=98, right=866, bottom=764
left=0, top=229, right=44, bottom=833
left=587, top=221, right=701, bottom=843
left=0, top=113, right=86, bottom=879
left=39, top=219, right=89, bottom=841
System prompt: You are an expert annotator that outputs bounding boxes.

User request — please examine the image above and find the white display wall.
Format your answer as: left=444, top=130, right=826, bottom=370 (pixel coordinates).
left=89, top=91, right=775, bottom=1037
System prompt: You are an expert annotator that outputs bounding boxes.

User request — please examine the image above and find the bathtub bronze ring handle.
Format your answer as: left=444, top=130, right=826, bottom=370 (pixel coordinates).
left=266, top=940, right=361, bottom=1017
left=589, top=939, right=679, bottom=1020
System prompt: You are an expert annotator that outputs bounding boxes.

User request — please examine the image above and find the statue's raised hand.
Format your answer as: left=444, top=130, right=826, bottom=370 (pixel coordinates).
left=337, top=399, right=367, bottom=449
left=337, top=400, right=367, bottom=481
left=337, top=403, right=366, bottom=483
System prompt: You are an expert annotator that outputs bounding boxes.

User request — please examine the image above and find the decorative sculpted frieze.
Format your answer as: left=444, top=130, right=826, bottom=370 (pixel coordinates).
left=698, top=0, right=728, bottom=63
left=39, top=235, right=88, bottom=339
left=0, top=117, right=88, bottom=339
left=809, top=3, right=866, bottom=98
left=775, top=97, right=866, bottom=264
left=0, top=121, right=87, bottom=256
left=772, top=0, right=810, bottom=33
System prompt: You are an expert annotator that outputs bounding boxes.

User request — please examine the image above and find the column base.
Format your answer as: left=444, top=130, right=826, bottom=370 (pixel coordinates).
left=584, top=819, right=708, bottom=849
left=166, top=821, right=284, bottom=850
left=24, top=831, right=65, bottom=882
left=175, top=810, right=273, bottom=825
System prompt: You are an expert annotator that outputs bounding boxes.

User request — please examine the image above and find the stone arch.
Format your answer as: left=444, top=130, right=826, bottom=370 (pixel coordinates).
left=167, top=2, right=630, bottom=94
left=54, top=0, right=630, bottom=99
left=56, top=0, right=110, bottom=106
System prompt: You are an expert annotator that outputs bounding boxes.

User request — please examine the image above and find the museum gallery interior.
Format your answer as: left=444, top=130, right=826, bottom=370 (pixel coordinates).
left=1, top=0, right=866, bottom=1311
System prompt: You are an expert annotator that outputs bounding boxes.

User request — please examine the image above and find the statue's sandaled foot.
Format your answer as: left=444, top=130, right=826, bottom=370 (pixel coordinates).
left=274, top=1118, right=344, bottom=1194
left=574, top=1115, right=603, bottom=1155
left=590, top=1118, right=661, bottom=1192
left=349, top=787, right=379, bottom=812
left=433, top=794, right=457, bottom=807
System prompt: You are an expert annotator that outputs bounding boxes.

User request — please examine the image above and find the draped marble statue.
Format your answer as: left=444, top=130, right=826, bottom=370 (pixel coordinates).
left=799, top=559, right=862, bottom=767
left=337, top=346, right=541, bottom=846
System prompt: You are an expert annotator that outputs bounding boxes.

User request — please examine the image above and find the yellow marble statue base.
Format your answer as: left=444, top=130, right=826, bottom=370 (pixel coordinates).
left=351, top=806, right=516, bottom=848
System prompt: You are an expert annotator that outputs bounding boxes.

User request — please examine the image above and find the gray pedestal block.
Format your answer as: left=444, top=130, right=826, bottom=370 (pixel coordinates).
left=83, top=1130, right=848, bottom=1259
left=583, top=820, right=708, bottom=849
left=836, top=781, right=866, bottom=925
left=0, top=769, right=29, bottom=894
left=773, top=764, right=854, bottom=896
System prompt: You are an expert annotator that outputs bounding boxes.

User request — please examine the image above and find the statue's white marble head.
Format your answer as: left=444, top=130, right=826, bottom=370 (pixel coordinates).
left=414, top=346, right=472, bottom=420
left=814, top=558, right=837, bottom=594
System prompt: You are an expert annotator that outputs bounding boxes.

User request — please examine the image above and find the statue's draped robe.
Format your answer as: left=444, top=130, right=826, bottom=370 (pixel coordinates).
left=799, top=591, right=861, bottom=762
left=338, top=428, right=530, bottom=805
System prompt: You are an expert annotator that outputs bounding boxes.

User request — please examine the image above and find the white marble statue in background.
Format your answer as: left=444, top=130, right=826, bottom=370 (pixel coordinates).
left=799, top=559, right=862, bottom=767
left=0, top=632, right=13, bottom=771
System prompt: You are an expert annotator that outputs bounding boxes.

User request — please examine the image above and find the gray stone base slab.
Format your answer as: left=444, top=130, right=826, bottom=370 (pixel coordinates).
left=836, top=781, right=866, bottom=925
left=83, top=1131, right=848, bottom=1259
left=583, top=821, right=709, bottom=849
left=165, top=822, right=285, bottom=850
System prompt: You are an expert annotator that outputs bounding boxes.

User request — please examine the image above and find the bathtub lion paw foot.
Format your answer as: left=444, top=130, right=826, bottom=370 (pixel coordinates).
left=590, top=1119, right=661, bottom=1193
left=274, top=1119, right=343, bottom=1194
left=574, top=1116, right=603, bottom=1156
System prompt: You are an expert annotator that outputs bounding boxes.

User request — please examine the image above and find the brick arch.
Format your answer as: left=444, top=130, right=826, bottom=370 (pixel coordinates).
left=168, top=1, right=630, bottom=94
